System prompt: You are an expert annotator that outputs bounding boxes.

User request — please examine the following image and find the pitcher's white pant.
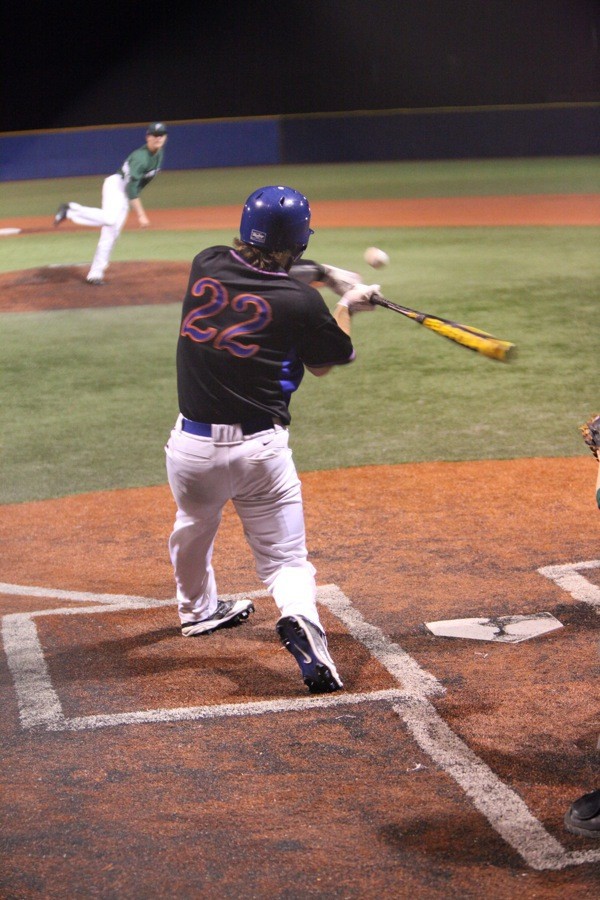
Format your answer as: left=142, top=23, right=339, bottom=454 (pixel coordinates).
left=165, top=415, right=322, bottom=630
left=67, top=174, right=129, bottom=280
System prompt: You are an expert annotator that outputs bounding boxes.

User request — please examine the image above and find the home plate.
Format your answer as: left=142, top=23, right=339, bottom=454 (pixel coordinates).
left=0, top=227, right=22, bottom=236
left=424, top=612, right=563, bottom=643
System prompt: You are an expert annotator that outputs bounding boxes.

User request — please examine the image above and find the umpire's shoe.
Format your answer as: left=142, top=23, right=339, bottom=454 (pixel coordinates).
left=181, top=598, right=254, bottom=636
left=564, top=789, right=600, bottom=839
left=276, top=615, right=343, bottom=694
left=53, top=203, right=69, bottom=226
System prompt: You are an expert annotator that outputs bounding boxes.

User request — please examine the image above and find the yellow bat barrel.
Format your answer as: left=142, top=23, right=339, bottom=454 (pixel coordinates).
left=422, top=316, right=516, bottom=361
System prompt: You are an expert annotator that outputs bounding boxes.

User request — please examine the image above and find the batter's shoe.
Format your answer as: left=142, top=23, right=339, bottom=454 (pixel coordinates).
left=86, top=277, right=105, bottom=286
left=276, top=615, right=343, bottom=694
left=53, top=203, right=69, bottom=226
left=181, top=598, right=254, bottom=636
left=564, top=789, right=600, bottom=839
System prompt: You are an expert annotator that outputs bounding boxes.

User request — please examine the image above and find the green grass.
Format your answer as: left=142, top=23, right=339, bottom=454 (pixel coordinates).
left=2, top=216, right=598, bottom=504
left=1, top=156, right=599, bottom=218
left=1, top=158, right=598, bottom=503
left=1, top=305, right=180, bottom=502
left=0, top=230, right=235, bottom=274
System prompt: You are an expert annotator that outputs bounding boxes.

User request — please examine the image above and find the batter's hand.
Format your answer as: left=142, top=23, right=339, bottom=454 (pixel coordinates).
left=338, top=283, right=380, bottom=314
left=321, top=264, right=362, bottom=297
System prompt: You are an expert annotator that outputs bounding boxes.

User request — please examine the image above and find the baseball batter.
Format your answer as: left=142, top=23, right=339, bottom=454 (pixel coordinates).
left=165, top=184, right=379, bottom=693
left=52, top=122, right=167, bottom=284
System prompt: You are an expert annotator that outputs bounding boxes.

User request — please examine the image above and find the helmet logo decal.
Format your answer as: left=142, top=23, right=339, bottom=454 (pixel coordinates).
left=250, top=229, right=267, bottom=244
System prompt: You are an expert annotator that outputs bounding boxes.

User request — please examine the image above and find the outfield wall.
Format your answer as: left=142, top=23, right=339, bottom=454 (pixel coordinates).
left=1, top=103, right=598, bottom=182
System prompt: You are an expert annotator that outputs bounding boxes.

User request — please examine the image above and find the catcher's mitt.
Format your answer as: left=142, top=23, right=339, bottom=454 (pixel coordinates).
left=580, top=414, right=600, bottom=459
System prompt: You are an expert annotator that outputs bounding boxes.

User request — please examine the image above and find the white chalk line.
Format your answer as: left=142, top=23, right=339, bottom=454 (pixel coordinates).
left=2, top=577, right=600, bottom=869
left=0, top=580, right=172, bottom=608
left=53, top=689, right=407, bottom=731
left=319, top=584, right=600, bottom=870
left=2, top=614, right=64, bottom=730
left=537, top=560, right=600, bottom=611
left=393, top=696, right=600, bottom=870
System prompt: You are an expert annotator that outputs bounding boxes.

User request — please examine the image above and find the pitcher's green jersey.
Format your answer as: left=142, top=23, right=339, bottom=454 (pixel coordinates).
left=119, top=145, right=164, bottom=200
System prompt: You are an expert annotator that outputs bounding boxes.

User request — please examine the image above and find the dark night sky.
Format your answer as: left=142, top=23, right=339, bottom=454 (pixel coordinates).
left=2, top=0, right=599, bottom=132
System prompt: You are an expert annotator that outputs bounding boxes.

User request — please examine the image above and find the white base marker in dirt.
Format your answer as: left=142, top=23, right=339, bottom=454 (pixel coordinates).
left=424, top=612, right=563, bottom=643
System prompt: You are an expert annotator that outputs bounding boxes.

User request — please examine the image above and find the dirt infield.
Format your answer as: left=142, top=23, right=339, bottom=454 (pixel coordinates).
left=1, top=460, right=599, bottom=897
left=3, top=194, right=600, bottom=235
left=0, top=261, right=187, bottom=312
left=1, top=196, right=599, bottom=897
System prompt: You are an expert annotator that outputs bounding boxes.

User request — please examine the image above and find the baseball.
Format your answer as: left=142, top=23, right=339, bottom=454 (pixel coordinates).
left=364, top=246, right=389, bottom=269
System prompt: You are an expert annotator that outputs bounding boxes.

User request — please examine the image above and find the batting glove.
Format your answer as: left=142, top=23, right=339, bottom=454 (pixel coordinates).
left=338, top=283, right=380, bottom=313
left=321, top=264, right=363, bottom=296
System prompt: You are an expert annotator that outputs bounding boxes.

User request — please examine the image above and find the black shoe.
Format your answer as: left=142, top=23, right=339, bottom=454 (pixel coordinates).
left=564, top=789, right=600, bottom=839
left=276, top=615, right=343, bottom=694
left=53, top=203, right=69, bottom=226
left=181, top=598, right=254, bottom=636
left=86, top=277, right=105, bottom=286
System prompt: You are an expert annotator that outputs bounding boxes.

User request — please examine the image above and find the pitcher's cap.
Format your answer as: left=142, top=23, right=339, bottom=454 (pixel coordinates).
left=147, top=122, right=167, bottom=135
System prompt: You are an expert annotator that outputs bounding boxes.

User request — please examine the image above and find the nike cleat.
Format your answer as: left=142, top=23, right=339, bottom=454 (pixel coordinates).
left=181, top=598, right=254, bottom=636
left=53, top=203, right=69, bottom=227
left=276, top=615, right=343, bottom=694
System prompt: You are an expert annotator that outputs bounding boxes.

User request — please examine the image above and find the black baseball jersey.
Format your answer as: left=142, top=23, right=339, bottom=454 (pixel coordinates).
left=176, top=246, right=355, bottom=425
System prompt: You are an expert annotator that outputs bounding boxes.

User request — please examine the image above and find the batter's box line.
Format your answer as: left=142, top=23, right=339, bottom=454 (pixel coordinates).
left=0, top=580, right=170, bottom=607
left=537, top=559, right=600, bottom=611
left=50, top=689, right=409, bottom=731
left=1, top=584, right=442, bottom=734
left=2, top=581, right=599, bottom=871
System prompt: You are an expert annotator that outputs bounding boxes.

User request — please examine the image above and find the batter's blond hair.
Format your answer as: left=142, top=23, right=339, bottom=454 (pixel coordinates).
left=233, top=239, right=292, bottom=272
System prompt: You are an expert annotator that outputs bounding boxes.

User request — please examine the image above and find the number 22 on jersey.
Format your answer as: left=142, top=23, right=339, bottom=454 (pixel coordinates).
left=181, top=277, right=273, bottom=359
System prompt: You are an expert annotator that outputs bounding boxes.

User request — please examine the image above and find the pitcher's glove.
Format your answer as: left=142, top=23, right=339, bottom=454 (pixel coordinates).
left=580, top=414, right=600, bottom=459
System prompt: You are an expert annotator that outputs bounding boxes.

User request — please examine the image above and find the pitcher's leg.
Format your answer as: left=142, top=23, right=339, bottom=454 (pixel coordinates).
left=67, top=203, right=110, bottom=226
left=87, top=178, right=129, bottom=281
left=87, top=221, right=123, bottom=282
left=68, top=174, right=126, bottom=228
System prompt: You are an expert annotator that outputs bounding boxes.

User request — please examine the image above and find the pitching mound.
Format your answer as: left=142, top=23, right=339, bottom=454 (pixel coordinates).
left=0, top=262, right=189, bottom=312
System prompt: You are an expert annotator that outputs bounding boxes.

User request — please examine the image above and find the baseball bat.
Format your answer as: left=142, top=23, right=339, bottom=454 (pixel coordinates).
left=371, top=294, right=516, bottom=362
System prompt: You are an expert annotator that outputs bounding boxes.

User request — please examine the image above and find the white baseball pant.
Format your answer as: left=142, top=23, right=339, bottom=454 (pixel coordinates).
left=165, top=415, right=323, bottom=630
left=67, top=174, right=130, bottom=280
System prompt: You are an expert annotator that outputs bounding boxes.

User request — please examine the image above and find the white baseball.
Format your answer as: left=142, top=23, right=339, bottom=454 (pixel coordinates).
left=364, top=246, right=389, bottom=269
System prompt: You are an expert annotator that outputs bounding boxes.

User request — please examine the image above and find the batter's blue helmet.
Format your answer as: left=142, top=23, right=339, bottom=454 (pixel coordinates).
left=240, top=185, right=313, bottom=257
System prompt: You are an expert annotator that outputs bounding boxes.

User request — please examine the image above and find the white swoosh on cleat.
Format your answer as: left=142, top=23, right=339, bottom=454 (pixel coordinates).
left=294, top=646, right=313, bottom=664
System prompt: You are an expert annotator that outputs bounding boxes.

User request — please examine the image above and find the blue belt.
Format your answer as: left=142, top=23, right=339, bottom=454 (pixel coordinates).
left=181, top=416, right=278, bottom=437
